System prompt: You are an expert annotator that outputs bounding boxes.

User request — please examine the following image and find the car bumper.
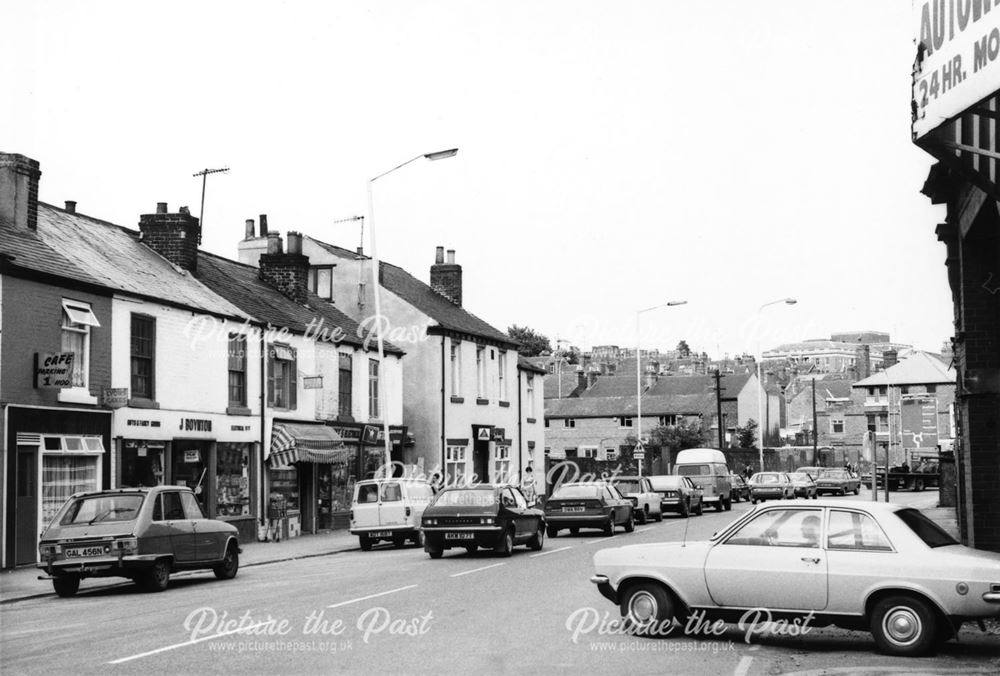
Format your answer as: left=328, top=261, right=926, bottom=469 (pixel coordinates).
left=752, top=490, right=785, bottom=499
left=590, top=574, right=617, bottom=603
left=815, top=485, right=844, bottom=493
left=545, top=514, right=610, bottom=528
left=659, top=499, right=687, bottom=512
left=38, top=554, right=162, bottom=578
left=422, top=526, right=503, bottom=548
left=350, top=525, right=418, bottom=537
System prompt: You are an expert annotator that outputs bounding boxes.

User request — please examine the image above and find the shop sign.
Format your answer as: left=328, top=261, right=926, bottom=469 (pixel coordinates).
left=476, top=427, right=493, bottom=441
left=912, top=0, right=1000, bottom=139
left=303, top=376, right=323, bottom=389
left=179, top=418, right=212, bottom=432
left=389, top=426, right=408, bottom=444
left=231, top=424, right=251, bottom=432
left=362, top=425, right=380, bottom=444
left=127, top=419, right=161, bottom=428
left=492, top=427, right=506, bottom=441
left=332, top=426, right=362, bottom=441
left=103, top=387, right=129, bottom=409
left=35, top=352, right=75, bottom=388
left=183, top=449, right=201, bottom=463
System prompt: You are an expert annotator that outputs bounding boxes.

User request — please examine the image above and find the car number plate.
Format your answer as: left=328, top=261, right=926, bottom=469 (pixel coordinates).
left=64, top=545, right=108, bottom=558
left=369, top=531, right=391, bottom=538
left=562, top=506, right=585, bottom=512
left=444, top=533, right=474, bottom=540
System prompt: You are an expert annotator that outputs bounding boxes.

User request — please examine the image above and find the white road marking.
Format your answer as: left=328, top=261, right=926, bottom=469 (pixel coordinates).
left=326, top=584, right=418, bottom=608
left=449, top=562, right=507, bottom=578
left=586, top=536, right=614, bottom=544
left=108, top=621, right=275, bottom=664
left=635, top=527, right=653, bottom=532
left=733, top=656, right=753, bottom=676
left=528, top=546, right=572, bottom=558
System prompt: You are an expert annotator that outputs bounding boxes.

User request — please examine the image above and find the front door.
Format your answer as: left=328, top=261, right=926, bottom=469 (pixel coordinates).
left=15, top=446, right=38, bottom=565
left=161, top=490, right=198, bottom=563
left=473, top=438, right=489, bottom=484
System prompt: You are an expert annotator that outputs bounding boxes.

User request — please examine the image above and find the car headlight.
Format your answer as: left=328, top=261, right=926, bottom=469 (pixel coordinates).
left=423, top=518, right=437, bottom=526
left=480, top=517, right=494, bottom=525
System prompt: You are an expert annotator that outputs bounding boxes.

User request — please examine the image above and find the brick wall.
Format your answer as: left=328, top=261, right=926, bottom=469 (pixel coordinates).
left=139, top=208, right=200, bottom=272
left=259, top=253, right=309, bottom=304
left=430, top=263, right=462, bottom=306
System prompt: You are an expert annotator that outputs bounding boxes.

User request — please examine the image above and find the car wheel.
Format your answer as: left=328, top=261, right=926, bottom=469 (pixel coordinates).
left=914, top=479, right=924, bottom=492
left=570, top=527, right=579, bottom=536
left=723, top=496, right=732, bottom=511
left=694, top=500, right=703, bottom=515
left=213, top=543, right=239, bottom=580
left=359, top=535, right=372, bottom=551
left=141, top=559, right=170, bottom=593
left=495, top=529, right=514, bottom=557
left=812, top=491, right=818, bottom=500
left=52, top=575, right=80, bottom=598
left=392, top=535, right=407, bottom=548
left=679, top=499, right=689, bottom=518
left=547, top=526, right=559, bottom=538
left=751, top=497, right=758, bottom=505
left=603, top=519, right=615, bottom=537
left=528, top=525, right=545, bottom=551
left=637, top=508, right=647, bottom=525
left=840, top=488, right=847, bottom=496
left=620, top=583, right=677, bottom=637
left=464, top=545, right=477, bottom=554
left=624, top=512, right=635, bottom=533
left=870, top=595, right=937, bottom=657
left=654, top=508, right=663, bottom=522
left=425, top=544, right=443, bottom=559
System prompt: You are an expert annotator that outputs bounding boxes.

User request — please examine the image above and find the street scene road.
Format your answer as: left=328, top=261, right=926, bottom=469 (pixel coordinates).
left=4, top=491, right=997, bottom=675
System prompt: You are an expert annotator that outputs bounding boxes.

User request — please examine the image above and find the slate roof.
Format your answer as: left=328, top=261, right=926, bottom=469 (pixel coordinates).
left=544, top=370, right=582, bottom=399
left=378, top=261, right=516, bottom=347
left=3, top=203, right=250, bottom=319
left=644, top=374, right=751, bottom=399
left=578, top=376, right=638, bottom=398
left=853, top=352, right=955, bottom=387
left=518, top=355, right=548, bottom=375
left=545, top=392, right=717, bottom=419
left=196, top=252, right=402, bottom=354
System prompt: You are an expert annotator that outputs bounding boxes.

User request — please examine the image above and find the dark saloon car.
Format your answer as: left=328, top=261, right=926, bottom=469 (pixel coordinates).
left=421, top=484, right=545, bottom=558
left=815, top=468, right=861, bottom=496
left=787, top=471, right=819, bottom=499
left=38, top=486, right=240, bottom=597
left=748, top=472, right=794, bottom=503
left=728, top=473, right=750, bottom=503
left=544, top=482, right=635, bottom=537
left=648, top=474, right=703, bottom=517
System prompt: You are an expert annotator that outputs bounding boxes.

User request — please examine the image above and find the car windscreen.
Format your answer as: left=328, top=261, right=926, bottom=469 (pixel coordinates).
left=60, top=494, right=145, bottom=525
left=895, top=508, right=959, bottom=548
left=551, top=485, right=600, bottom=499
left=433, top=490, right=497, bottom=507
left=677, top=464, right=711, bottom=476
left=614, top=481, right=641, bottom=494
left=648, top=477, right=681, bottom=490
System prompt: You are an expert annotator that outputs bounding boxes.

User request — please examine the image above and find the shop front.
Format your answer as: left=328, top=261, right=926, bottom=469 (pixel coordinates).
left=113, top=409, right=260, bottom=542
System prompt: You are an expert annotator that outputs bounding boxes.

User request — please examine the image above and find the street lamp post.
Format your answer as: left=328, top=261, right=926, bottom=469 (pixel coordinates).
left=635, top=301, right=687, bottom=477
left=755, top=298, right=796, bottom=473
left=367, top=148, right=458, bottom=476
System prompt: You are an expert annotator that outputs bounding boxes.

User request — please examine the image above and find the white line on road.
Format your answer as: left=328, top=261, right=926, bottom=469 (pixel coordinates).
left=108, top=621, right=275, bottom=664
left=450, top=563, right=507, bottom=578
left=528, top=546, right=572, bottom=558
left=586, top=536, right=614, bottom=544
left=734, top=656, right=753, bottom=676
left=327, top=584, right=418, bottom=608
left=635, top=527, right=653, bottom=532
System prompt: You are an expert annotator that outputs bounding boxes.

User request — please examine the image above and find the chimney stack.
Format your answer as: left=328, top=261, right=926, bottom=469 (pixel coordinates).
left=576, top=366, right=587, bottom=392
left=139, top=202, right=200, bottom=272
left=244, top=218, right=255, bottom=240
left=882, top=349, right=898, bottom=369
left=587, top=367, right=600, bottom=389
left=430, top=246, right=463, bottom=306
left=259, top=231, right=310, bottom=304
left=855, top=344, right=871, bottom=379
left=0, top=153, right=41, bottom=230
left=259, top=214, right=268, bottom=236
left=64, top=200, right=77, bottom=214
left=644, top=366, right=658, bottom=390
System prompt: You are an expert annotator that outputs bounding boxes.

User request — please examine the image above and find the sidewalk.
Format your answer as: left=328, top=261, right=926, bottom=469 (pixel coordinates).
left=0, top=528, right=360, bottom=605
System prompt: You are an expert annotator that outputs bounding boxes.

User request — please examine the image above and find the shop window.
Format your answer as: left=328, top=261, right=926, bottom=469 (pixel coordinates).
left=228, top=334, right=247, bottom=407
left=130, top=314, right=156, bottom=399
left=61, top=299, right=99, bottom=388
left=270, top=467, right=300, bottom=512
left=121, top=440, right=165, bottom=487
left=172, top=443, right=208, bottom=511
left=339, top=353, right=353, bottom=417
left=368, top=358, right=380, bottom=420
left=446, top=446, right=467, bottom=486
left=41, top=455, right=98, bottom=527
left=268, top=343, right=297, bottom=409
left=494, top=446, right=510, bottom=482
left=216, top=443, right=251, bottom=517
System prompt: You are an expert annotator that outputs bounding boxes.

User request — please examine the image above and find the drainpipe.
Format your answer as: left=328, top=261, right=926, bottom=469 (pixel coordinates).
left=440, top=336, right=447, bottom=473
left=259, top=327, right=267, bottom=541
left=517, top=366, right=523, bottom=479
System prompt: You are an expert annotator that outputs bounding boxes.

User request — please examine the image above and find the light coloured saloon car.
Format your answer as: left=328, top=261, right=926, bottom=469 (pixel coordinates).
left=590, top=500, right=1000, bottom=656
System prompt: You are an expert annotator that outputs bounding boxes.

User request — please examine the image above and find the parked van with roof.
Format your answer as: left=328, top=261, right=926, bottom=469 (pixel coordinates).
left=673, top=448, right=732, bottom=511
left=349, top=479, right=434, bottom=550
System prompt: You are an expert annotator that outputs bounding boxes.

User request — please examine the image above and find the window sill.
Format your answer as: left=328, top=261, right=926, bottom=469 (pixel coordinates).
left=450, top=396, right=465, bottom=404
left=499, top=400, right=510, bottom=408
left=128, top=397, right=160, bottom=409
left=526, top=418, right=537, bottom=424
left=476, top=398, right=490, bottom=406
left=58, top=388, right=99, bottom=406
left=227, top=406, right=252, bottom=416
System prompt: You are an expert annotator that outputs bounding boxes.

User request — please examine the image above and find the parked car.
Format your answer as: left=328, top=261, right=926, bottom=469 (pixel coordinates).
left=674, top=448, right=732, bottom=511
left=815, top=468, right=861, bottom=496
left=648, top=474, right=703, bottom=518
left=37, top=486, right=240, bottom=597
left=748, top=472, right=794, bottom=503
left=544, top=482, right=634, bottom=537
left=590, top=500, right=1000, bottom=656
left=729, top=473, right=750, bottom=503
left=350, top=479, right=434, bottom=551
left=421, top=484, right=544, bottom=558
left=787, top=472, right=819, bottom=499
left=613, top=476, right=663, bottom=524
left=795, top=466, right=826, bottom=477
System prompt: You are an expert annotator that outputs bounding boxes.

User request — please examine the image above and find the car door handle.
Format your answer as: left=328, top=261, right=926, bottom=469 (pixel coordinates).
left=800, top=557, right=820, bottom=564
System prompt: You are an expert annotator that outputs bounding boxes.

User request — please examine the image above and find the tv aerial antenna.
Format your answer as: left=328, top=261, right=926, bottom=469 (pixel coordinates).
left=193, top=167, right=229, bottom=243
left=333, top=215, right=365, bottom=254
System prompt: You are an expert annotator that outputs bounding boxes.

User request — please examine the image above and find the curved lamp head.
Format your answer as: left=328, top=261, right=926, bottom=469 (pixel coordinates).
left=783, top=298, right=797, bottom=305
left=424, top=148, right=459, bottom=161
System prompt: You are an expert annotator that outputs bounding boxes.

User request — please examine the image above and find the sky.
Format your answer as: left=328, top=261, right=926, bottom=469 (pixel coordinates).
left=3, top=1, right=952, bottom=359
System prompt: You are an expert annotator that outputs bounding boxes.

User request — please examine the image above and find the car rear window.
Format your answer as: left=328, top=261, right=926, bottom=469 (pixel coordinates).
left=677, top=464, right=711, bottom=476
left=434, top=489, right=497, bottom=507
left=819, top=470, right=847, bottom=479
left=648, top=477, right=681, bottom=490
left=552, top=485, right=600, bottom=499
left=753, top=474, right=780, bottom=484
left=895, top=508, right=959, bottom=548
left=60, top=494, right=144, bottom=525
left=614, top=480, right=641, bottom=494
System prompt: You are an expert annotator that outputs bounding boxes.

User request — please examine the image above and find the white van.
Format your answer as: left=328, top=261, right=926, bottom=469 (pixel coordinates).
left=673, top=448, right=732, bottom=512
left=349, top=479, right=434, bottom=551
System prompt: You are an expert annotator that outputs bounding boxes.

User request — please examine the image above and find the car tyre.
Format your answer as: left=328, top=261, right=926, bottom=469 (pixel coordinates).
left=603, top=519, right=615, bottom=537
left=570, top=527, right=579, bottom=536
left=840, top=488, right=847, bottom=496
left=528, top=525, right=545, bottom=551
left=654, top=508, right=663, bottom=522
left=547, top=526, right=559, bottom=538
left=751, top=497, right=758, bottom=505
left=812, top=491, right=819, bottom=500
left=870, top=595, right=937, bottom=657
left=359, top=535, right=372, bottom=551
left=141, top=559, right=170, bottom=593
left=637, top=508, right=647, bottom=525
left=213, top=542, right=239, bottom=580
left=52, top=574, right=80, bottom=598
left=913, top=479, right=924, bottom=492
left=495, top=529, right=514, bottom=557
left=624, top=512, right=635, bottom=533
left=392, top=535, right=407, bottom=548
left=425, top=544, right=443, bottom=559
left=722, top=496, right=732, bottom=511
left=464, top=545, right=477, bottom=554
left=679, top=499, right=689, bottom=518
left=620, top=582, right=677, bottom=637
left=694, top=500, right=703, bottom=516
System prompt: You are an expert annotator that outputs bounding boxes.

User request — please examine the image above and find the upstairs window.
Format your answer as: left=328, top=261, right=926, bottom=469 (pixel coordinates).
left=339, top=353, right=353, bottom=417
left=368, top=358, right=380, bottom=419
left=130, top=314, right=155, bottom=399
left=61, top=299, right=100, bottom=389
left=307, top=266, right=334, bottom=300
left=228, top=334, right=247, bottom=406
left=476, top=345, right=486, bottom=398
left=450, top=341, right=462, bottom=397
left=268, top=343, right=297, bottom=409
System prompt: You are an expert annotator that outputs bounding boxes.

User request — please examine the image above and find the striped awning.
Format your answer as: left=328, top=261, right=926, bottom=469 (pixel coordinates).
left=268, top=422, right=349, bottom=468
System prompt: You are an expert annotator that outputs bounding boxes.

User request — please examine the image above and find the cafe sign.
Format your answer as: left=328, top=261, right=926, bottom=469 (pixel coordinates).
left=35, top=352, right=75, bottom=388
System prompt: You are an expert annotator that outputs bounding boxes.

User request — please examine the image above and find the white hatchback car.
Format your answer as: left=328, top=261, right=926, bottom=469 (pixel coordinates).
left=591, top=500, right=1000, bottom=656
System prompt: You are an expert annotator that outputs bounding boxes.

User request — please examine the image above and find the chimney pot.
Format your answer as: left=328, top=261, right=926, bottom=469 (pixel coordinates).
left=266, top=231, right=282, bottom=255
left=245, top=219, right=255, bottom=240
left=156, top=202, right=168, bottom=214
left=287, top=231, right=303, bottom=254
left=446, top=249, right=456, bottom=264
left=64, top=200, right=76, bottom=213
left=259, top=214, right=268, bottom=236
left=435, top=246, right=444, bottom=264
left=356, top=246, right=364, bottom=255
left=179, top=206, right=190, bottom=215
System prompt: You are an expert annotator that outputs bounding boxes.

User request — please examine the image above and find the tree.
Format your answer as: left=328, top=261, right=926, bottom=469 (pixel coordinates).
left=735, top=419, right=758, bottom=448
left=507, top=325, right=552, bottom=357
left=650, top=418, right=708, bottom=454
left=676, top=340, right=691, bottom=358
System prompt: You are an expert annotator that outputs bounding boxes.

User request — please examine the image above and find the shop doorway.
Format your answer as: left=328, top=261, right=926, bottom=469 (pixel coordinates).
left=172, top=440, right=211, bottom=513
left=15, top=446, right=38, bottom=566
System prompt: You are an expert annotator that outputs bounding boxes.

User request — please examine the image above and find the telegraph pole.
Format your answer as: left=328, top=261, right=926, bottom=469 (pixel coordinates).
left=713, top=369, right=725, bottom=449
left=193, top=167, right=229, bottom=243
left=811, top=378, right=818, bottom=464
